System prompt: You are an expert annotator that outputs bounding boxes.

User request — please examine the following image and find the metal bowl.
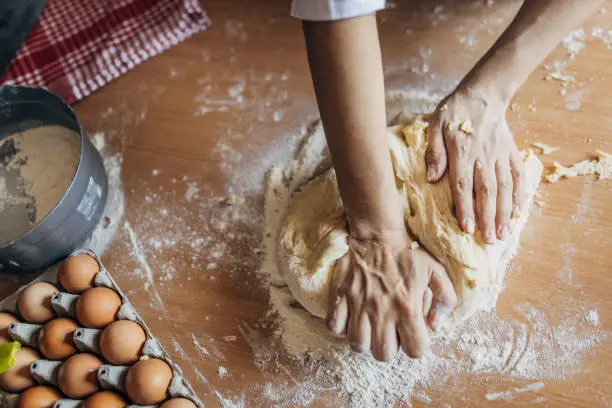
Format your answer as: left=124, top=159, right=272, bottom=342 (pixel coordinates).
left=0, top=86, right=108, bottom=273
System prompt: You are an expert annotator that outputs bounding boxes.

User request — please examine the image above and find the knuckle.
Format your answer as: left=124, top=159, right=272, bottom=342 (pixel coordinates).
left=498, top=176, right=512, bottom=190
left=479, top=181, right=495, bottom=198
left=455, top=177, right=470, bottom=193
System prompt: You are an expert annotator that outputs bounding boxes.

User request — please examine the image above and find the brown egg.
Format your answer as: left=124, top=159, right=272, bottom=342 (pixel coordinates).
left=125, top=358, right=173, bottom=405
left=38, top=318, right=79, bottom=360
left=59, top=254, right=101, bottom=294
left=76, top=287, right=122, bottom=329
left=17, top=385, right=62, bottom=408
left=100, top=320, right=146, bottom=365
left=161, top=398, right=198, bottom=408
left=0, top=312, right=19, bottom=344
left=57, top=353, right=102, bottom=398
left=18, top=282, right=58, bottom=324
left=83, top=391, right=128, bottom=408
left=0, top=347, right=40, bottom=392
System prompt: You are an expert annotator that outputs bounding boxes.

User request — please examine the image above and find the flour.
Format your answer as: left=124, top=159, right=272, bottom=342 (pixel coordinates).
left=0, top=126, right=81, bottom=243
left=563, top=28, right=587, bottom=59
left=82, top=132, right=125, bottom=255
left=253, top=90, right=608, bottom=407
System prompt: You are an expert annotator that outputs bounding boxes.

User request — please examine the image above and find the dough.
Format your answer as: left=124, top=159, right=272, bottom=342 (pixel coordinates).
left=545, top=149, right=611, bottom=183
left=279, top=115, right=543, bottom=321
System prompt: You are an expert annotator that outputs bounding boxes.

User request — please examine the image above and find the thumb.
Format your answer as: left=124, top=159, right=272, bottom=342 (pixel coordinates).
left=425, top=121, right=448, bottom=183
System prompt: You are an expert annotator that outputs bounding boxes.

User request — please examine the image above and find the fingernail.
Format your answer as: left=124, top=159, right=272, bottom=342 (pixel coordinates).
left=463, top=218, right=475, bottom=234
left=486, top=230, right=497, bottom=244
left=427, top=165, right=437, bottom=182
left=497, top=225, right=508, bottom=240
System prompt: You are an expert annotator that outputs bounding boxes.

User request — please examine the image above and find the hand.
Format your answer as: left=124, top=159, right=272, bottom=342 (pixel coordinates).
left=425, top=87, right=527, bottom=243
left=326, top=230, right=457, bottom=362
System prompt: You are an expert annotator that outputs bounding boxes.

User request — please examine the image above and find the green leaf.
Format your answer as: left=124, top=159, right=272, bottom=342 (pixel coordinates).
left=0, top=342, right=21, bottom=375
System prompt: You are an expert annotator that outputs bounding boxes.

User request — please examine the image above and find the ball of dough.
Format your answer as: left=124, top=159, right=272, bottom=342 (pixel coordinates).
left=278, top=116, right=544, bottom=321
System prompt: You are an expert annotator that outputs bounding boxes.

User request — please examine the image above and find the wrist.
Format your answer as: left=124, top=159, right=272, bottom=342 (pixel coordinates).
left=348, top=216, right=409, bottom=242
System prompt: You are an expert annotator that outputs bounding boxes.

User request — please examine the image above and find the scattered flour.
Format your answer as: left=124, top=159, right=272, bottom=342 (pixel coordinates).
left=565, top=89, right=585, bottom=111
left=485, top=382, right=545, bottom=401
left=83, top=132, right=125, bottom=255
left=563, top=28, right=587, bottom=59
left=217, top=366, right=228, bottom=377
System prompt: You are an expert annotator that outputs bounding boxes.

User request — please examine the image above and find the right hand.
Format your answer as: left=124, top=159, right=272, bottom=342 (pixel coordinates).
left=326, top=230, right=457, bottom=362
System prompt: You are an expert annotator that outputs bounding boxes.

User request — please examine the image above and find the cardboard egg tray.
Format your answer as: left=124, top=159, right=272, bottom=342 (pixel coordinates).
left=0, top=249, right=202, bottom=408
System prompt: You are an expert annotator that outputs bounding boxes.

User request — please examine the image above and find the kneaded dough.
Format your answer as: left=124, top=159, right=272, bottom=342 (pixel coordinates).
left=279, top=115, right=543, bottom=321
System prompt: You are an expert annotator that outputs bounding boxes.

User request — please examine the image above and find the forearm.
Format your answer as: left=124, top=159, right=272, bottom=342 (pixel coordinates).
left=303, top=15, right=403, bottom=238
left=461, top=0, right=604, bottom=103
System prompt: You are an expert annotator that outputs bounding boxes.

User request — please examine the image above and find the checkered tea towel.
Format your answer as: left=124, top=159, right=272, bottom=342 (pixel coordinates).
left=0, top=0, right=210, bottom=103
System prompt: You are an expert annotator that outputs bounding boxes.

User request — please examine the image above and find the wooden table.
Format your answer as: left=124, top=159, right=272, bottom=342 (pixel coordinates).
left=2, top=0, right=612, bottom=406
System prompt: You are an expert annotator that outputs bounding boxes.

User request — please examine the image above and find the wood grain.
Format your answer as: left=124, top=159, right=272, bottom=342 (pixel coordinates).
left=1, top=0, right=612, bottom=406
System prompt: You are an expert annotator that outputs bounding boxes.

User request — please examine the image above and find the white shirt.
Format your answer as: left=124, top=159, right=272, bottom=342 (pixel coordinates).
left=291, top=0, right=386, bottom=21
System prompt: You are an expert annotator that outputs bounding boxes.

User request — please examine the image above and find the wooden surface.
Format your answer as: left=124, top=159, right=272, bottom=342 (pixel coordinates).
left=2, top=0, right=612, bottom=406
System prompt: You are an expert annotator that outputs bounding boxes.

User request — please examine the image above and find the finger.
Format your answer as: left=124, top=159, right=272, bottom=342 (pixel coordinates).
left=510, top=151, right=527, bottom=219
left=348, top=308, right=372, bottom=353
left=448, top=135, right=475, bottom=234
left=398, top=300, right=431, bottom=359
left=427, top=264, right=458, bottom=332
left=371, top=318, right=399, bottom=362
left=474, top=160, right=497, bottom=243
left=327, top=296, right=349, bottom=337
left=495, top=159, right=513, bottom=240
left=326, top=255, right=350, bottom=336
left=426, top=119, right=448, bottom=182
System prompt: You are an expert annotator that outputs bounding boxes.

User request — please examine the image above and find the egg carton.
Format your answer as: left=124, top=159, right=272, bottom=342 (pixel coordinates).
left=0, top=249, right=202, bottom=408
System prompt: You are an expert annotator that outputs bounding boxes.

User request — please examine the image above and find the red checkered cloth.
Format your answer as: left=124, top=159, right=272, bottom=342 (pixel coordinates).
left=0, top=0, right=210, bottom=104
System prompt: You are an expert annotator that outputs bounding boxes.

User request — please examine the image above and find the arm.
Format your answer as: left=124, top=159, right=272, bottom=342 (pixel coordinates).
left=462, top=0, right=605, bottom=102
left=426, top=0, right=604, bottom=242
left=303, top=15, right=457, bottom=362
left=303, top=15, right=399, bottom=239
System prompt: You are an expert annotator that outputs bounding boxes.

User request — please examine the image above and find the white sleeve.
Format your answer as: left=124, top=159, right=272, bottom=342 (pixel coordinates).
left=291, top=0, right=386, bottom=21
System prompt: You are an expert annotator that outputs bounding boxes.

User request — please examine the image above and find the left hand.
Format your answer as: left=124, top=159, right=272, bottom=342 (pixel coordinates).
left=425, top=87, right=527, bottom=243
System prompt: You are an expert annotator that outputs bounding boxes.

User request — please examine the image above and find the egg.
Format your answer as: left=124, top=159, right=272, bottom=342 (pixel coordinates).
left=125, top=358, right=173, bottom=404
left=0, top=346, right=40, bottom=392
left=57, top=353, right=102, bottom=398
left=59, top=254, right=101, bottom=294
left=100, top=320, right=146, bottom=365
left=160, top=398, right=198, bottom=408
left=76, top=287, right=122, bottom=328
left=17, top=385, right=62, bottom=408
left=0, top=312, right=19, bottom=344
left=38, top=318, right=78, bottom=360
left=18, top=282, right=58, bottom=324
left=83, top=391, right=128, bottom=408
